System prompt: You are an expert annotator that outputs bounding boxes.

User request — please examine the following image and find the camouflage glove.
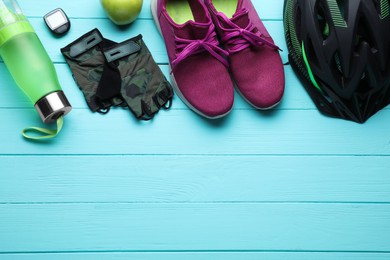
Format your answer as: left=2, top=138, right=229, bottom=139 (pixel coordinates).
left=61, top=29, right=125, bottom=113
left=102, top=35, right=174, bottom=120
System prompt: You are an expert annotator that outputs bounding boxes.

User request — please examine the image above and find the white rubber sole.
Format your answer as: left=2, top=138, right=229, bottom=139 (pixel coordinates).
left=150, top=0, right=232, bottom=119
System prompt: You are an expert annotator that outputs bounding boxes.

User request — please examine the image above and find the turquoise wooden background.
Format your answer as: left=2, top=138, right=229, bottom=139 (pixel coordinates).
left=1, top=0, right=390, bottom=259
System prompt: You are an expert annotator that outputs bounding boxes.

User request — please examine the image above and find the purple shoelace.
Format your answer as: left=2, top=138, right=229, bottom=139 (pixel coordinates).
left=172, top=24, right=229, bottom=70
left=217, top=8, right=280, bottom=54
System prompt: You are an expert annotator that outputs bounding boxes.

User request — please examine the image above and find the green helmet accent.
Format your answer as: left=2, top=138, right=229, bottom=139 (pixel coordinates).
left=380, top=0, right=389, bottom=19
left=326, top=0, right=347, bottom=27
left=301, top=42, right=321, bottom=91
left=284, top=0, right=301, bottom=58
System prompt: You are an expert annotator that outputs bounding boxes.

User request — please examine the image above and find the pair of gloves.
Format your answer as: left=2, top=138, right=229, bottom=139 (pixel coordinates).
left=61, top=29, right=173, bottom=120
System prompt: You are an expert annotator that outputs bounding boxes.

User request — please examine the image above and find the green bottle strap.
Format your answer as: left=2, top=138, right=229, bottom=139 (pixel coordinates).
left=22, top=116, right=64, bottom=140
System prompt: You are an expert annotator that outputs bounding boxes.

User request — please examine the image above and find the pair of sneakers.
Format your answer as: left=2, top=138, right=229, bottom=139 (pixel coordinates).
left=151, top=0, right=285, bottom=119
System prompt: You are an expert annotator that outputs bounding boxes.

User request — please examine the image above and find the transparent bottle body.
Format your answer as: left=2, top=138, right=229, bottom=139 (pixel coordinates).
left=0, top=0, right=25, bottom=28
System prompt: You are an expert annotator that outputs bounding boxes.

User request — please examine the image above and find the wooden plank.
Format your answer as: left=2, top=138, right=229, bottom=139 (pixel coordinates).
left=0, top=64, right=317, bottom=110
left=6, top=0, right=388, bottom=258
left=1, top=62, right=388, bottom=111
left=19, top=0, right=285, bottom=20
left=0, top=252, right=389, bottom=260
left=20, top=0, right=152, bottom=20
left=0, top=203, right=389, bottom=252
left=0, top=109, right=389, bottom=155
left=0, top=156, right=389, bottom=203
left=30, top=18, right=170, bottom=65
left=29, top=18, right=287, bottom=65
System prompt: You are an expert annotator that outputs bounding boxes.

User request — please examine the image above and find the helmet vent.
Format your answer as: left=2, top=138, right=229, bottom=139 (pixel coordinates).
left=373, top=0, right=381, bottom=15
left=331, top=51, right=346, bottom=87
left=335, top=0, right=348, bottom=21
left=354, top=70, right=373, bottom=115
left=306, top=38, right=320, bottom=68
left=334, top=52, right=343, bottom=73
left=355, top=70, right=370, bottom=98
left=355, top=15, right=377, bottom=51
left=317, top=3, right=330, bottom=40
left=294, top=3, right=303, bottom=43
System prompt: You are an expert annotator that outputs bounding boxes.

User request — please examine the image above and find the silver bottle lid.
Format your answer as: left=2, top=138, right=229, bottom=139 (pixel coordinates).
left=34, top=91, right=72, bottom=123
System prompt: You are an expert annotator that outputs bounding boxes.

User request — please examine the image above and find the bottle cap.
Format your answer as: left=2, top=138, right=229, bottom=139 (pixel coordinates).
left=34, top=91, right=72, bottom=123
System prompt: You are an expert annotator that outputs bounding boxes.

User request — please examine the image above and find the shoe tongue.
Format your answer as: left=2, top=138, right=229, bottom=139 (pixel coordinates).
left=231, top=9, right=250, bottom=28
left=219, top=8, right=250, bottom=29
left=175, top=22, right=210, bottom=40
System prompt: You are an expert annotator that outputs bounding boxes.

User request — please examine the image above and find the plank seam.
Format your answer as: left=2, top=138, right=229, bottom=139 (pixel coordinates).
left=1, top=154, right=390, bottom=157
left=1, top=201, right=390, bottom=205
left=1, top=250, right=390, bottom=255
left=24, top=16, right=284, bottom=22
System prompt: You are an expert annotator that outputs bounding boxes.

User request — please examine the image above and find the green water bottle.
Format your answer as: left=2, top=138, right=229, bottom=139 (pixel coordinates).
left=0, top=0, right=71, bottom=126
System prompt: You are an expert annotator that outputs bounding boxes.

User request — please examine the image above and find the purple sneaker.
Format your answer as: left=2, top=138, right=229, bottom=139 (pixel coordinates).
left=205, top=0, right=285, bottom=109
left=151, top=0, right=234, bottom=119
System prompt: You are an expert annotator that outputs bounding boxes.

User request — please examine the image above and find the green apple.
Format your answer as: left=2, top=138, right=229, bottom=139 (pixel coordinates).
left=100, top=0, right=143, bottom=25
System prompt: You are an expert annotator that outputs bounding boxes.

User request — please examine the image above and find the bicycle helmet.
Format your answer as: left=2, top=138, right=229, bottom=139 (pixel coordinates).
left=284, top=0, right=390, bottom=123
